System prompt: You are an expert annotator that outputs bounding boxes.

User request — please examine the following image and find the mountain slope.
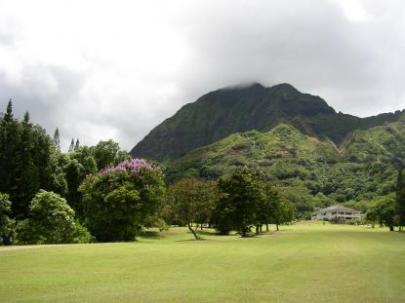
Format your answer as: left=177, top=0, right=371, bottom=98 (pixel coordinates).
left=166, top=118, right=405, bottom=214
left=131, top=83, right=404, bottom=160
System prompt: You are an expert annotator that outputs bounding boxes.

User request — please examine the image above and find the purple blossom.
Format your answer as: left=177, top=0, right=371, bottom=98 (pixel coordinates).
left=100, top=158, right=156, bottom=176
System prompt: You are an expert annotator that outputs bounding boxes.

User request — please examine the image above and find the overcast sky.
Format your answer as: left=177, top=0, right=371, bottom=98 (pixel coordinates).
left=0, top=0, right=404, bottom=150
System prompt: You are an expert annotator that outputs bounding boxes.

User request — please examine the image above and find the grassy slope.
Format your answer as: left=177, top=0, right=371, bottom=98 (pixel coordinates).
left=1, top=223, right=405, bottom=303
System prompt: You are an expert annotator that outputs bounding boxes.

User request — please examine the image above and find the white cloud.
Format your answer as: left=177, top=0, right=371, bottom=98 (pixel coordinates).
left=337, top=0, right=373, bottom=22
left=0, top=0, right=404, bottom=150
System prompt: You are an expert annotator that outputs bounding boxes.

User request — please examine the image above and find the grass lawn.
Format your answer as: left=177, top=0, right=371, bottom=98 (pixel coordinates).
left=1, top=222, right=405, bottom=303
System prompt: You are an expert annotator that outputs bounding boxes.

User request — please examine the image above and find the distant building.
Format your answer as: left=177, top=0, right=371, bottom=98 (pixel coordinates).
left=311, top=205, right=363, bottom=222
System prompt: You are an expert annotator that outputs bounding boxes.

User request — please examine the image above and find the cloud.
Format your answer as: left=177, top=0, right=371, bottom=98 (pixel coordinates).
left=0, top=0, right=404, bottom=150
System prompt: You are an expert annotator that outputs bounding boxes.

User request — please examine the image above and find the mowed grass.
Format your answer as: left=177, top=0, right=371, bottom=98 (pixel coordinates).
left=1, top=222, right=405, bottom=303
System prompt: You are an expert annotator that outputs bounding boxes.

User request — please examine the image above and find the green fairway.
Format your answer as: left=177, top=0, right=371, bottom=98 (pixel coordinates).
left=1, top=223, right=405, bottom=303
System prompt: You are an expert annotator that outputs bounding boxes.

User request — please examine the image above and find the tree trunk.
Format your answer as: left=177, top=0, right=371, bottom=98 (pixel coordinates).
left=389, top=225, right=394, bottom=232
left=256, top=225, right=260, bottom=235
left=200, top=223, right=203, bottom=230
left=276, top=224, right=279, bottom=231
left=240, top=226, right=248, bottom=237
left=266, top=224, right=269, bottom=232
left=187, top=223, right=200, bottom=240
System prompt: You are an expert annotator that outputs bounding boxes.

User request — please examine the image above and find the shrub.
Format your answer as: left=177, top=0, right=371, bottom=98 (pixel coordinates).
left=0, top=193, right=15, bottom=245
left=18, top=190, right=91, bottom=244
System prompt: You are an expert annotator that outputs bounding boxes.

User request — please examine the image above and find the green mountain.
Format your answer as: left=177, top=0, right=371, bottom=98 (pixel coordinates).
left=131, top=83, right=403, bottom=160
left=166, top=118, right=405, bottom=215
left=130, top=83, right=405, bottom=215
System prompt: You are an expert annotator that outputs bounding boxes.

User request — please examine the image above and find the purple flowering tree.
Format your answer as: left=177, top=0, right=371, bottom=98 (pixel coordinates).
left=80, top=158, right=165, bottom=242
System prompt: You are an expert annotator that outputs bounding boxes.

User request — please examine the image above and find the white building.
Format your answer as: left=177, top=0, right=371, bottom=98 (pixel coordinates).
left=311, top=205, right=363, bottom=222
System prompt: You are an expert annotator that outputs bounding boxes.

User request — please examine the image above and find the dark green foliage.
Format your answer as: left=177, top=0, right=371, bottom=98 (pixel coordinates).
left=92, top=140, right=131, bottom=170
left=18, top=190, right=89, bottom=244
left=53, top=128, right=61, bottom=151
left=168, top=178, right=219, bottom=239
left=166, top=120, right=405, bottom=216
left=366, top=195, right=396, bottom=231
left=261, top=185, right=294, bottom=231
left=211, top=198, right=234, bottom=235
left=0, top=102, right=65, bottom=218
left=0, top=193, right=15, bottom=245
left=64, top=159, right=86, bottom=216
left=63, top=147, right=98, bottom=217
left=131, top=83, right=403, bottom=160
left=216, top=168, right=264, bottom=237
left=80, top=166, right=165, bottom=242
left=395, top=169, right=405, bottom=229
left=74, top=139, right=80, bottom=151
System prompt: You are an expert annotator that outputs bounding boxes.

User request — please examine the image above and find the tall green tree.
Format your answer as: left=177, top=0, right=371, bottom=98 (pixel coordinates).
left=395, top=169, right=405, bottom=231
left=91, top=139, right=130, bottom=169
left=13, top=112, right=39, bottom=217
left=63, top=147, right=97, bottom=218
left=367, top=195, right=395, bottom=231
left=53, top=128, right=61, bottom=151
left=217, top=168, right=264, bottom=237
left=169, top=178, right=218, bottom=240
left=0, top=100, right=21, bottom=211
left=74, top=139, right=80, bottom=151
left=0, top=102, right=66, bottom=218
left=64, top=159, right=86, bottom=217
left=257, top=185, right=280, bottom=233
left=68, top=138, right=75, bottom=152
left=0, top=193, right=15, bottom=245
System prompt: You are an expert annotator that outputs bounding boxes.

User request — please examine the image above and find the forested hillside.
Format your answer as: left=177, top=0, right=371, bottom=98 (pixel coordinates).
left=131, top=83, right=404, bottom=160
left=166, top=117, right=405, bottom=216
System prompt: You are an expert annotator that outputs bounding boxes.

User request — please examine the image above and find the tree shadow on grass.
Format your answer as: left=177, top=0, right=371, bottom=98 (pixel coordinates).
left=139, top=230, right=162, bottom=240
left=176, top=238, right=208, bottom=243
left=196, top=229, right=217, bottom=236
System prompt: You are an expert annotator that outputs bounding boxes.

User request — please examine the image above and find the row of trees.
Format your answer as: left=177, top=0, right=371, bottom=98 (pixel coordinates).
left=165, top=168, right=294, bottom=239
left=0, top=101, right=293, bottom=244
left=366, top=169, right=405, bottom=231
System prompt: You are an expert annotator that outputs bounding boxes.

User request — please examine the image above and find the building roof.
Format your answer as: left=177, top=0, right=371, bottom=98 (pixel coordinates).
left=314, top=205, right=361, bottom=214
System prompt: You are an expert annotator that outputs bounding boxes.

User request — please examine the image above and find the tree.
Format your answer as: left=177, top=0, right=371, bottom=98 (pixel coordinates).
left=63, top=147, right=97, bottom=218
left=0, top=100, right=21, bottom=214
left=271, top=197, right=294, bottom=231
left=216, top=168, right=264, bottom=237
left=395, top=169, right=405, bottom=231
left=0, top=103, right=66, bottom=219
left=18, top=190, right=89, bottom=244
left=74, top=139, right=80, bottom=151
left=90, top=139, right=131, bottom=170
left=169, top=178, right=218, bottom=240
left=53, top=128, right=61, bottom=151
left=71, top=146, right=98, bottom=174
left=68, top=138, right=75, bottom=152
left=80, top=159, right=165, bottom=241
left=64, top=159, right=86, bottom=217
left=256, top=184, right=280, bottom=233
left=0, top=193, right=15, bottom=245
left=367, top=195, right=395, bottom=231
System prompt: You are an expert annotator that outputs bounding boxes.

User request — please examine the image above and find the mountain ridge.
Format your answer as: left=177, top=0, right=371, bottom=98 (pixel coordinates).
left=131, top=83, right=404, bottom=160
